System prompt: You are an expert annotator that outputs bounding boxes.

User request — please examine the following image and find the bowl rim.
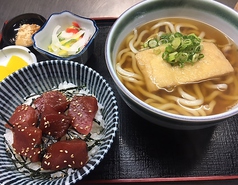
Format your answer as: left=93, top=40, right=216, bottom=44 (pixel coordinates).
left=32, top=10, right=99, bottom=60
left=105, top=0, right=238, bottom=125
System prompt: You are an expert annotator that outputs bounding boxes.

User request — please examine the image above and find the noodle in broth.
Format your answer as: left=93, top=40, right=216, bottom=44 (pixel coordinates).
left=116, top=18, right=238, bottom=116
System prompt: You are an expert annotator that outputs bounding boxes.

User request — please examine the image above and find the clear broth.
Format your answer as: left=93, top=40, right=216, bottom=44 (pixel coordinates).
left=117, top=17, right=238, bottom=116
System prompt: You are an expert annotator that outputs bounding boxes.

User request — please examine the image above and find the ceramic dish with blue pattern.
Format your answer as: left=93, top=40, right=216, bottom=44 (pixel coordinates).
left=0, top=60, right=119, bottom=184
left=33, top=11, right=99, bottom=64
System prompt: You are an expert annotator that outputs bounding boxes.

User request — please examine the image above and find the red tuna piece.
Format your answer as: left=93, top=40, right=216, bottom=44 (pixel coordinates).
left=34, top=90, right=69, bottom=114
left=12, top=126, right=42, bottom=162
left=39, top=106, right=71, bottom=139
left=6, top=104, right=38, bottom=129
left=41, top=139, right=88, bottom=170
left=68, top=96, right=98, bottom=135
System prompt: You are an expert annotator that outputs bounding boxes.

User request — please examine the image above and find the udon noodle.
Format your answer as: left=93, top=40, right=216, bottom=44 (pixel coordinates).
left=116, top=18, right=238, bottom=116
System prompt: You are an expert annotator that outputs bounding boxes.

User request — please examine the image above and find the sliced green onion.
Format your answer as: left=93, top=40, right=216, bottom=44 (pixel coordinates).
left=148, top=39, right=158, bottom=48
left=167, top=52, right=178, bottom=62
left=192, top=53, right=200, bottom=63
left=142, top=32, right=204, bottom=68
left=143, top=42, right=148, bottom=48
left=172, top=37, right=181, bottom=49
left=158, top=39, right=168, bottom=45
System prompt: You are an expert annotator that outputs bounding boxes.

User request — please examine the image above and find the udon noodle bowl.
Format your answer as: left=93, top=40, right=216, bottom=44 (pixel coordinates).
left=116, top=18, right=238, bottom=116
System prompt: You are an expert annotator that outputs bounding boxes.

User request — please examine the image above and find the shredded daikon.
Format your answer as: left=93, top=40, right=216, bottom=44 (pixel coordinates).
left=48, top=22, right=91, bottom=57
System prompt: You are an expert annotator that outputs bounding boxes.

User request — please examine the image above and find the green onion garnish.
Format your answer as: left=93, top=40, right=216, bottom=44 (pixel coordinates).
left=143, top=32, right=204, bottom=67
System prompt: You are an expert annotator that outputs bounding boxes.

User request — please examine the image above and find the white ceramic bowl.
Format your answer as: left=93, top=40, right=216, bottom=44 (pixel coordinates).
left=0, top=45, right=37, bottom=81
left=32, top=11, right=98, bottom=63
left=0, top=45, right=37, bottom=65
left=0, top=60, right=119, bottom=184
left=105, top=0, right=238, bottom=130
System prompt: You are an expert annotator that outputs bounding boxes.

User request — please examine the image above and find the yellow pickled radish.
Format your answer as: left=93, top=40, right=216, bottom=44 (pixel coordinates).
left=6, top=55, right=28, bottom=73
left=0, top=66, right=12, bottom=81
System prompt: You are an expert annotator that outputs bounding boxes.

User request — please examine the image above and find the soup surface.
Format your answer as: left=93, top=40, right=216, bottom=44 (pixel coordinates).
left=116, top=17, right=238, bottom=116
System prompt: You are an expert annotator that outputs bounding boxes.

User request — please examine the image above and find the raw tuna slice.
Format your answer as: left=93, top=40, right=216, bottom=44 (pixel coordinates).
left=39, top=106, right=71, bottom=139
left=34, top=90, right=69, bottom=114
left=12, top=126, right=42, bottom=162
left=68, top=96, right=98, bottom=135
left=42, top=139, right=88, bottom=170
left=6, top=104, right=38, bottom=129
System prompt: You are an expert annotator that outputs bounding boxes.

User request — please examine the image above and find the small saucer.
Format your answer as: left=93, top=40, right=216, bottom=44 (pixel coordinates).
left=0, top=45, right=37, bottom=66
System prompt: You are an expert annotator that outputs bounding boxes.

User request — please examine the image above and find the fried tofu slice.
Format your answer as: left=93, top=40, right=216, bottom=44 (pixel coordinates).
left=135, top=42, right=234, bottom=92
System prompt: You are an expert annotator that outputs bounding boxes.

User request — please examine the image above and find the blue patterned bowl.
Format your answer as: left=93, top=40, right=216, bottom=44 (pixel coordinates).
left=105, top=0, right=238, bottom=129
left=0, top=60, right=119, bottom=184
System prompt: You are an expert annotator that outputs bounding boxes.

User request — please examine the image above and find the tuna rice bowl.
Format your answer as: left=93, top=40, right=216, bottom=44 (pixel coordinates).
left=0, top=60, right=119, bottom=184
left=3, top=81, right=105, bottom=178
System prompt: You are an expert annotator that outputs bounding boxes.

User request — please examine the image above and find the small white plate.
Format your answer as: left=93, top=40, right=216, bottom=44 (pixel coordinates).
left=0, top=45, right=37, bottom=66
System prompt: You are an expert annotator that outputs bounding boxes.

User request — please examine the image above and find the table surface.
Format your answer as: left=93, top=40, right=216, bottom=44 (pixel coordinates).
left=1, top=0, right=238, bottom=185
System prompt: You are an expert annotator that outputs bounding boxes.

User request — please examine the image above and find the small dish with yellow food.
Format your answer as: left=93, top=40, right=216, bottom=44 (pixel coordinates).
left=0, top=45, right=37, bottom=81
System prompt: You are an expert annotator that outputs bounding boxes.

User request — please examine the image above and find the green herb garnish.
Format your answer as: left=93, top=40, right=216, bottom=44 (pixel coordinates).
left=143, top=32, right=204, bottom=67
